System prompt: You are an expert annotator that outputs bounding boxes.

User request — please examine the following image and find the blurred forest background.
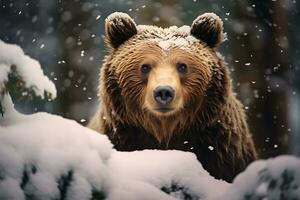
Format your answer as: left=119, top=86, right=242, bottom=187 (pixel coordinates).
left=0, top=0, right=299, bottom=159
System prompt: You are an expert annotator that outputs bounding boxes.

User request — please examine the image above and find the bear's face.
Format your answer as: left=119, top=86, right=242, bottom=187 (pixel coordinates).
left=102, top=12, right=226, bottom=142
left=115, top=42, right=214, bottom=118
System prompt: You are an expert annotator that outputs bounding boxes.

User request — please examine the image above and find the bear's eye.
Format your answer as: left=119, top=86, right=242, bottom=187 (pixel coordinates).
left=141, top=64, right=151, bottom=74
left=176, top=62, right=188, bottom=74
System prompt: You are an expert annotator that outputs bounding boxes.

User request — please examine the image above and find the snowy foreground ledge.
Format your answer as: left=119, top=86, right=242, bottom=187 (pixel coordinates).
left=0, top=95, right=229, bottom=200
left=1, top=40, right=300, bottom=200
left=1, top=96, right=300, bottom=200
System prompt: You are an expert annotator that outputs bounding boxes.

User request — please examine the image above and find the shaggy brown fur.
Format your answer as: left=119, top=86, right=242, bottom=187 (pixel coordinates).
left=89, top=12, right=257, bottom=182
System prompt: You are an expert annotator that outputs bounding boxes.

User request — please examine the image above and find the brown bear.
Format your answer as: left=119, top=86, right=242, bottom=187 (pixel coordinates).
left=89, top=12, right=257, bottom=182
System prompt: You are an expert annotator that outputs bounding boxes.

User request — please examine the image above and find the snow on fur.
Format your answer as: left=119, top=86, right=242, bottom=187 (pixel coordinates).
left=0, top=40, right=56, bottom=99
left=105, top=12, right=228, bottom=52
left=191, top=13, right=223, bottom=30
left=105, top=12, right=199, bottom=52
left=137, top=24, right=199, bottom=51
left=138, top=12, right=228, bottom=51
left=105, top=12, right=136, bottom=26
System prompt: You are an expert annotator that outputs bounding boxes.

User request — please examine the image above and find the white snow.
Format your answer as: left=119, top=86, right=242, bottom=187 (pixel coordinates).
left=0, top=95, right=112, bottom=200
left=0, top=40, right=56, bottom=99
left=107, top=150, right=229, bottom=200
left=3, top=92, right=300, bottom=200
left=0, top=94, right=230, bottom=200
left=219, top=155, right=300, bottom=200
left=0, top=63, right=11, bottom=94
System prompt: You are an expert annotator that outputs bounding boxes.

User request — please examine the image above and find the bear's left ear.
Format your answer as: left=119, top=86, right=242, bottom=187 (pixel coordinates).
left=105, top=12, right=137, bottom=49
left=190, top=13, right=224, bottom=48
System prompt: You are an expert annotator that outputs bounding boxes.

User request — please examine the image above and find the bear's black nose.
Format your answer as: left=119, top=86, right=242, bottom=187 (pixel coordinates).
left=153, top=86, right=174, bottom=106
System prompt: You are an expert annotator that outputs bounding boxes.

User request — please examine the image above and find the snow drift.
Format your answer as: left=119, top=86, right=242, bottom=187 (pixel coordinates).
left=0, top=95, right=230, bottom=200
left=2, top=95, right=300, bottom=200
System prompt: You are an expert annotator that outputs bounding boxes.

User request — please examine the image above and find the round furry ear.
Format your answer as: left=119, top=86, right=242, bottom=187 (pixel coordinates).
left=105, top=12, right=137, bottom=49
left=190, top=13, right=224, bottom=48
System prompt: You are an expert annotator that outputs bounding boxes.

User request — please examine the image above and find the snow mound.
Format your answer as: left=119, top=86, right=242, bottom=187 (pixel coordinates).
left=0, top=95, right=112, bottom=200
left=107, top=150, right=229, bottom=200
left=220, top=155, right=300, bottom=200
left=3, top=100, right=300, bottom=200
left=0, top=40, right=56, bottom=99
left=0, top=94, right=230, bottom=200
left=3, top=93, right=300, bottom=200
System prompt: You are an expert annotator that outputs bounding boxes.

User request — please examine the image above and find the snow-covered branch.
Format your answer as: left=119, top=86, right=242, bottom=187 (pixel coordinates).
left=0, top=40, right=56, bottom=102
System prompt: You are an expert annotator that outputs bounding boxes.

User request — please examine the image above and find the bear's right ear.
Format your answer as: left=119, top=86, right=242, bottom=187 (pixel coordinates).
left=105, top=12, right=137, bottom=49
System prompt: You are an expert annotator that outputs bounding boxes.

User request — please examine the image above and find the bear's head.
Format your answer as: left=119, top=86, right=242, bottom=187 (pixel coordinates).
left=101, top=12, right=230, bottom=143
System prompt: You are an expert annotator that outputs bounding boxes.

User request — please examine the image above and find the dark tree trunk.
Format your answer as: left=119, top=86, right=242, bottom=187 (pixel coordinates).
left=56, top=1, right=97, bottom=122
left=230, top=0, right=290, bottom=158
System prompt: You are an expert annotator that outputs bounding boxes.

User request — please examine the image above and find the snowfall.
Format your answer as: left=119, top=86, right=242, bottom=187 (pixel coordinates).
left=1, top=40, right=300, bottom=200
